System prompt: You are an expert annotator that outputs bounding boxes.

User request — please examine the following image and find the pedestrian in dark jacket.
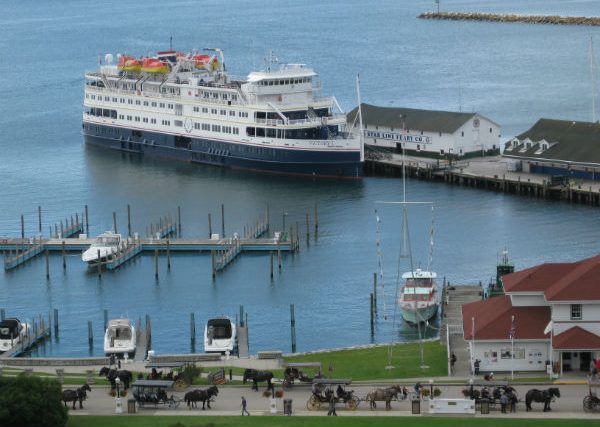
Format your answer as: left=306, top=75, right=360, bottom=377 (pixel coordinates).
left=327, top=390, right=337, bottom=416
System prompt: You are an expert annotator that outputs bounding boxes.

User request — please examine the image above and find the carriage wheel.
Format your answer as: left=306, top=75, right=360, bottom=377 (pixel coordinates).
left=173, top=379, right=188, bottom=392
left=583, top=395, right=595, bottom=412
left=306, top=395, right=320, bottom=411
left=346, top=397, right=359, bottom=410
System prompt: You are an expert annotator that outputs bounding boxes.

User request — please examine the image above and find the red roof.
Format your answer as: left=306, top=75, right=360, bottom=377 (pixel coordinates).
left=462, top=295, right=550, bottom=340
left=553, top=326, right=600, bottom=350
left=502, top=253, right=600, bottom=301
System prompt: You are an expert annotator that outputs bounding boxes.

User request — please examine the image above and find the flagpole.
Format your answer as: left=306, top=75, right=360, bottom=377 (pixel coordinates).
left=511, top=315, right=515, bottom=380
left=471, top=316, right=475, bottom=376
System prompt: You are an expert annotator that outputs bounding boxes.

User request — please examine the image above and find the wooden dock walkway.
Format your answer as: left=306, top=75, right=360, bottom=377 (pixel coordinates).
left=237, top=325, right=249, bottom=358
left=440, top=284, right=483, bottom=376
left=134, top=316, right=151, bottom=362
left=0, top=316, right=51, bottom=358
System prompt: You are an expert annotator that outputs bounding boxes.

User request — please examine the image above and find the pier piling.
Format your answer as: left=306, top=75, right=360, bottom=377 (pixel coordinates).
left=45, top=250, right=50, bottom=279
left=21, top=214, right=24, bottom=240
left=85, top=205, right=89, bottom=236
left=113, top=211, right=117, bottom=234
left=221, top=204, right=225, bottom=237
left=270, top=251, right=274, bottom=278
left=60, top=221, right=64, bottom=238
left=167, top=238, right=171, bottom=270
left=290, top=304, right=297, bottom=353
left=266, top=205, right=270, bottom=235
left=306, top=213, right=310, bottom=243
left=53, top=308, right=59, bottom=336
left=208, top=213, right=212, bottom=238
left=127, top=204, right=131, bottom=237
left=87, top=321, right=93, bottom=348
left=38, top=206, right=42, bottom=233
left=314, top=203, right=319, bottom=236
left=154, top=249, right=159, bottom=279
left=373, top=273, right=377, bottom=315
left=190, top=313, right=196, bottom=346
left=177, top=206, right=181, bottom=236
left=97, top=250, right=101, bottom=278
left=211, top=250, right=216, bottom=278
left=103, top=309, right=108, bottom=331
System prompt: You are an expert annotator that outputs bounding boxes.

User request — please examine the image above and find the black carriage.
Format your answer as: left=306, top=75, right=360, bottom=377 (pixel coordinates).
left=469, top=381, right=519, bottom=410
left=584, top=378, right=600, bottom=413
left=131, top=379, right=181, bottom=409
left=145, top=362, right=189, bottom=391
left=306, top=379, right=359, bottom=411
left=282, top=362, right=322, bottom=389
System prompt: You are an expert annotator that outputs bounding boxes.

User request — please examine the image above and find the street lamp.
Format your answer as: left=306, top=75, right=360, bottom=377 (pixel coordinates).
left=429, top=379, right=434, bottom=398
left=115, top=376, right=123, bottom=414
left=469, top=378, right=474, bottom=399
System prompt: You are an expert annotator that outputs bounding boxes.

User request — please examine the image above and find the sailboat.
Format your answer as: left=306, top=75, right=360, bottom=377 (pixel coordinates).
left=378, top=144, right=438, bottom=325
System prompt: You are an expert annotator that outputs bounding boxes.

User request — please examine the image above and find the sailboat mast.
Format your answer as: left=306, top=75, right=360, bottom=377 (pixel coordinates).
left=591, top=36, right=597, bottom=123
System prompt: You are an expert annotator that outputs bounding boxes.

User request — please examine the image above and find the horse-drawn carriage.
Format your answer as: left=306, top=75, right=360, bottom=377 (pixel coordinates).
left=468, top=381, right=519, bottom=410
left=282, top=362, right=322, bottom=389
left=583, top=377, right=600, bottom=413
left=131, top=379, right=182, bottom=409
left=145, top=362, right=189, bottom=391
left=306, top=379, right=359, bottom=411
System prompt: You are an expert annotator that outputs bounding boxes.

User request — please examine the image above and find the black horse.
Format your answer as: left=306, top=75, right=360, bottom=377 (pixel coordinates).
left=525, top=387, right=560, bottom=412
left=99, top=366, right=132, bottom=389
left=62, top=384, right=91, bottom=409
left=243, top=369, right=274, bottom=391
left=184, top=386, right=219, bottom=409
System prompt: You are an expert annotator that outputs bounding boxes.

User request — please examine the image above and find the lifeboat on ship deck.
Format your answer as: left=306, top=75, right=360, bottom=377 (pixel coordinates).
left=192, top=54, right=219, bottom=71
left=118, top=55, right=142, bottom=72
left=141, top=58, right=169, bottom=74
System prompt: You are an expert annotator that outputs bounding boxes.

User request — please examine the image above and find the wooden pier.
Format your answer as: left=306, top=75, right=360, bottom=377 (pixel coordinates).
left=366, top=155, right=600, bottom=207
left=0, top=316, right=51, bottom=358
left=419, top=11, right=600, bottom=27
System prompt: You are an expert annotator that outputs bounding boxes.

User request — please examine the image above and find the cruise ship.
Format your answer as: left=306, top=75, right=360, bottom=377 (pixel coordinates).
left=83, top=49, right=363, bottom=178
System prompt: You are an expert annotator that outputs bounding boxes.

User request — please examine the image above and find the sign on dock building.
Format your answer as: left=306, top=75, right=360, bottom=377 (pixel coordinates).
left=348, top=103, right=501, bottom=159
left=503, top=118, right=600, bottom=181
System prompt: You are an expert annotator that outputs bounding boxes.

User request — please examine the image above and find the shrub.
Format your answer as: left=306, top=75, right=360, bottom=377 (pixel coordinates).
left=0, top=374, right=68, bottom=427
left=421, top=388, right=430, bottom=397
left=275, top=390, right=284, bottom=398
left=433, top=387, right=442, bottom=397
left=262, top=391, right=272, bottom=398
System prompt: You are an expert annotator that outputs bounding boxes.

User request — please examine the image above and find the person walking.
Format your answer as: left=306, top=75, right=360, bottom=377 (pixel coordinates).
left=500, top=392, right=508, bottom=414
left=450, top=353, right=457, bottom=373
left=327, top=390, right=337, bottom=416
left=241, top=396, right=250, bottom=416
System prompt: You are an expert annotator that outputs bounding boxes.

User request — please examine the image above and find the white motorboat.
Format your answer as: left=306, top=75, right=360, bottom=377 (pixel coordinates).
left=82, top=231, right=121, bottom=264
left=104, top=319, right=136, bottom=356
left=204, top=317, right=236, bottom=354
left=0, top=318, right=30, bottom=353
left=399, top=269, right=438, bottom=323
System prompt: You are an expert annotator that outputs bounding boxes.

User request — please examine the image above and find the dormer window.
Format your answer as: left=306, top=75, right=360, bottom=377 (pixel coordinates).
left=571, top=304, right=582, bottom=320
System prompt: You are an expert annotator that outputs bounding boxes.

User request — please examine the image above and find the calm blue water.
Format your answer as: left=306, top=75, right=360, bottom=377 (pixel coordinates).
left=1, top=0, right=600, bottom=356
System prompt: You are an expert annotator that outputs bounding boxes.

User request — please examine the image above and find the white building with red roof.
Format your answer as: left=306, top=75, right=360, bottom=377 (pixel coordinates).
left=462, top=254, right=600, bottom=375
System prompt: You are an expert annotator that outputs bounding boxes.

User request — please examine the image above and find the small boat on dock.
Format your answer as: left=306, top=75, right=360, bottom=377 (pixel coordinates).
left=204, top=317, right=236, bottom=354
left=81, top=231, right=122, bottom=264
left=104, top=319, right=136, bottom=357
left=399, top=269, right=438, bottom=324
left=0, top=318, right=30, bottom=353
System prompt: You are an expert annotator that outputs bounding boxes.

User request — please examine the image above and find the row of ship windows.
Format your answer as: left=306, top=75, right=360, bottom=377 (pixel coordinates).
left=87, top=94, right=249, bottom=118
left=257, top=77, right=311, bottom=86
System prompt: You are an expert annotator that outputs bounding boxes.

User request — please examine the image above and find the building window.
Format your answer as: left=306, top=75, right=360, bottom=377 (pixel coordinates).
left=490, top=127, right=493, bottom=133
left=461, top=131, right=464, bottom=137
left=571, top=304, right=582, bottom=320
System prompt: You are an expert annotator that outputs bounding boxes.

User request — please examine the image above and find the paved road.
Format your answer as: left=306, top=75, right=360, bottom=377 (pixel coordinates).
left=67, top=383, right=598, bottom=419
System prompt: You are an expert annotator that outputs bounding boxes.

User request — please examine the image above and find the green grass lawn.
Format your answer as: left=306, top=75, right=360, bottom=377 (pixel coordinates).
left=283, top=341, right=448, bottom=380
left=67, top=416, right=600, bottom=427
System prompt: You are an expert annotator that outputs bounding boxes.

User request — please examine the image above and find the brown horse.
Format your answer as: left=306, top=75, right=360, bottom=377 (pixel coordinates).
left=366, top=385, right=402, bottom=410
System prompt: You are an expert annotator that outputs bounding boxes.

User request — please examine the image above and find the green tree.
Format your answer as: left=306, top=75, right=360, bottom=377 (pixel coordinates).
left=0, top=374, right=68, bottom=427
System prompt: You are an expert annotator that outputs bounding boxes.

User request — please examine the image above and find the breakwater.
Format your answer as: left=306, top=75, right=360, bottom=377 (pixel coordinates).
left=418, top=11, right=600, bottom=26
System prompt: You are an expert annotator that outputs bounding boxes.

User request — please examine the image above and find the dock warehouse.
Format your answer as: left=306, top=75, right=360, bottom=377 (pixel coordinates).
left=503, top=118, right=600, bottom=181
left=348, top=103, right=500, bottom=158
left=462, top=253, right=600, bottom=375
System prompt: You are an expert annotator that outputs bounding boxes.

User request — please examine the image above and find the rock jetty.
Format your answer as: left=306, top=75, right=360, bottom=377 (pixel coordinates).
left=418, top=11, right=600, bottom=26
